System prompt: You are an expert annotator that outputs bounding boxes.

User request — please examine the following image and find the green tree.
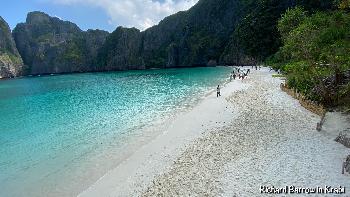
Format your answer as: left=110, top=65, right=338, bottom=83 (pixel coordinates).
left=278, top=6, right=308, bottom=40
left=272, top=8, right=350, bottom=105
left=234, top=0, right=288, bottom=61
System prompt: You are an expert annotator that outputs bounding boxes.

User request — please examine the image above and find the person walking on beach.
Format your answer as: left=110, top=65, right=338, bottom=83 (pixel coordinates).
left=245, top=70, right=249, bottom=77
left=241, top=73, right=245, bottom=80
left=240, top=73, right=244, bottom=80
left=233, top=72, right=236, bottom=80
left=217, top=85, right=221, bottom=97
left=230, top=74, right=233, bottom=82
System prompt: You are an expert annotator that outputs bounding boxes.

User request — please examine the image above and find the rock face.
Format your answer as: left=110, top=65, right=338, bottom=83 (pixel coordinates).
left=335, top=129, right=350, bottom=148
left=99, top=0, right=254, bottom=69
left=12, top=12, right=108, bottom=75
left=139, top=0, right=247, bottom=68
left=0, top=16, right=24, bottom=78
left=97, top=27, right=144, bottom=70
left=10, top=1, right=248, bottom=75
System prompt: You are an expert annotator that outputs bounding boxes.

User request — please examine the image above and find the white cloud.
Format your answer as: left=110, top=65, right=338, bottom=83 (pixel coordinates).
left=50, top=0, right=199, bottom=30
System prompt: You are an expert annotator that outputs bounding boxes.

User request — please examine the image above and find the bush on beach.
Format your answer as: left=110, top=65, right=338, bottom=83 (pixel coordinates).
left=267, top=5, right=350, bottom=107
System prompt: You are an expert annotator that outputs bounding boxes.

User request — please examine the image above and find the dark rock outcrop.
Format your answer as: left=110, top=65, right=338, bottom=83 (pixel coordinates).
left=138, top=0, right=247, bottom=68
left=335, top=129, right=350, bottom=148
left=12, top=12, right=108, bottom=75
left=97, top=27, right=144, bottom=70
left=0, top=16, right=24, bottom=78
left=83, top=29, right=110, bottom=71
left=97, top=0, right=254, bottom=69
left=219, top=36, right=257, bottom=66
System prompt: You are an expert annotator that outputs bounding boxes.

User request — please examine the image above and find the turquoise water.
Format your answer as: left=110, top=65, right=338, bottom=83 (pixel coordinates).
left=0, top=67, right=232, bottom=197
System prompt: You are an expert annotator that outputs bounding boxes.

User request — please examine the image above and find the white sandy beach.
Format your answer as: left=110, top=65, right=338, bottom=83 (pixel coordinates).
left=79, top=68, right=349, bottom=197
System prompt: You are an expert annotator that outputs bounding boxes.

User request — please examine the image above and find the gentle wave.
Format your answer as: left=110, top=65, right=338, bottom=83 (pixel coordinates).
left=0, top=66, right=232, bottom=197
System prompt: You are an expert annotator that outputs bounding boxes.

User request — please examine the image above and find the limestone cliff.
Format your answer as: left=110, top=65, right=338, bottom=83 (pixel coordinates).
left=97, top=27, right=145, bottom=70
left=7, top=0, right=299, bottom=76
left=12, top=12, right=108, bottom=75
left=139, top=0, right=246, bottom=68
left=0, top=16, right=24, bottom=78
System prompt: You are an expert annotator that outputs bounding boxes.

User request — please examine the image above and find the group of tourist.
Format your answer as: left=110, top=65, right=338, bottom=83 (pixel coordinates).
left=229, top=67, right=250, bottom=82
left=217, top=66, right=254, bottom=98
left=252, top=65, right=261, bottom=70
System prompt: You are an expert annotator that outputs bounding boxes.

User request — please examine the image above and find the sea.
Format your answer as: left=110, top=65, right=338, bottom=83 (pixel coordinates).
left=0, top=66, right=232, bottom=197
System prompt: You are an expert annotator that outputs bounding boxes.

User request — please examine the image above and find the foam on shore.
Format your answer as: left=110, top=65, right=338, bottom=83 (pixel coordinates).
left=80, top=68, right=350, bottom=197
left=78, top=70, right=250, bottom=196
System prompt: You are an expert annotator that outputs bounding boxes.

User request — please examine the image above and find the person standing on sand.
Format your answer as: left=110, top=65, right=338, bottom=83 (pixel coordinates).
left=217, top=85, right=221, bottom=97
left=233, top=72, right=236, bottom=80
left=245, top=70, right=249, bottom=77
left=230, top=74, right=233, bottom=82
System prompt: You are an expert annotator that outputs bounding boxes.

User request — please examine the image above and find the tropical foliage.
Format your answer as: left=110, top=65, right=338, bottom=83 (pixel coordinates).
left=267, top=3, right=350, bottom=107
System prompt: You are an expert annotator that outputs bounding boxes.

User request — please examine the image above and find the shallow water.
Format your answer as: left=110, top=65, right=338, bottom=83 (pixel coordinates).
left=0, top=67, right=232, bottom=197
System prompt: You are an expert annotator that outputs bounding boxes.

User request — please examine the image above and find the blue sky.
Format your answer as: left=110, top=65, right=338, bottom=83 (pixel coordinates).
left=1, top=0, right=198, bottom=32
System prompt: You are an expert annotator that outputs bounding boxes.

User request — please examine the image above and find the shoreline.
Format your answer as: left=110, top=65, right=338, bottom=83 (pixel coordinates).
left=79, top=68, right=350, bottom=196
left=0, top=65, right=232, bottom=81
left=0, top=66, right=234, bottom=197
left=79, top=68, right=250, bottom=197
